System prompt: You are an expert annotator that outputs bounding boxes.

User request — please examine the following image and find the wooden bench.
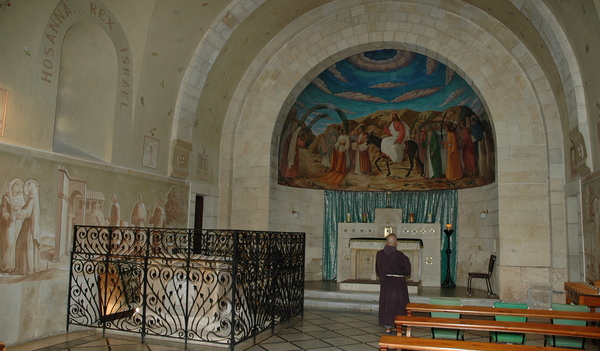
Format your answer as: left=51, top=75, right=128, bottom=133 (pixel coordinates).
left=406, top=302, right=600, bottom=322
left=394, top=315, right=600, bottom=339
left=379, top=335, right=576, bottom=351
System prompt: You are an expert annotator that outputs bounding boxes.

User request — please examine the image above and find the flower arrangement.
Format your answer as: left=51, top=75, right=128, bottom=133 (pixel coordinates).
left=0, top=0, right=10, bottom=10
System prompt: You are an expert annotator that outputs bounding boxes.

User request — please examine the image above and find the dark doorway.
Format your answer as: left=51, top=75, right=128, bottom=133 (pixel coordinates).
left=193, top=195, right=204, bottom=253
left=194, top=195, right=204, bottom=230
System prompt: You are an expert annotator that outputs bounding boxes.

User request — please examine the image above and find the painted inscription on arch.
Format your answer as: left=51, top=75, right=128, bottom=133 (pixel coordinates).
left=37, top=1, right=131, bottom=110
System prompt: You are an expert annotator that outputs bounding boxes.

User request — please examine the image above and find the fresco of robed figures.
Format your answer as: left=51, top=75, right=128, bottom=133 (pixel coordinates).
left=0, top=161, right=188, bottom=280
left=278, top=49, right=495, bottom=191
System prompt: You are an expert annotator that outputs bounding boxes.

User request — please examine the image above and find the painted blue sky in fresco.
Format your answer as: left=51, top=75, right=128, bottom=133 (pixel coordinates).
left=294, top=50, right=485, bottom=135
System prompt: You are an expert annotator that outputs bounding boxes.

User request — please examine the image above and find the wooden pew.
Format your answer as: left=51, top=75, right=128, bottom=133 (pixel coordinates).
left=565, top=281, right=600, bottom=311
left=394, top=315, right=600, bottom=339
left=406, top=302, right=600, bottom=322
left=379, top=335, right=576, bottom=351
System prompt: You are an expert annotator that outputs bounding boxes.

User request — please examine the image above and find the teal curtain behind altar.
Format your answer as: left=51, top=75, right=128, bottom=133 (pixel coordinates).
left=323, top=190, right=458, bottom=282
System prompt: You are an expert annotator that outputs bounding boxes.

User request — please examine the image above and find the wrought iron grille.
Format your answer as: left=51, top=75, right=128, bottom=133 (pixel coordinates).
left=67, top=226, right=305, bottom=349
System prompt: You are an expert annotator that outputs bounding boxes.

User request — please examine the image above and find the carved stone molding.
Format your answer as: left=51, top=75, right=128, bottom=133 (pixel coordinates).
left=170, top=139, right=192, bottom=179
left=569, top=126, right=590, bottom=176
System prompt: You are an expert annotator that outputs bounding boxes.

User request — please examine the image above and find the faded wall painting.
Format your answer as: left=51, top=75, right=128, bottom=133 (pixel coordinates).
left=0, top=149, right=189, bottom=280
left=278, top=49, right=495, bottom=191
left=143, top=135, right=159, bottom=169
left=0, top=178, right=41, bottom=275
left=582, top=170, right=600, bottom=282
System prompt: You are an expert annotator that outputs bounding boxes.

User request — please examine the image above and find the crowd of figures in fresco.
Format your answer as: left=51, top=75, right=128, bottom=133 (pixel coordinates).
left=0, top=171, right=187, bottom=276
left=88, top=192, right=170, bottom=228
left=279, top=105, right=495, bottom=191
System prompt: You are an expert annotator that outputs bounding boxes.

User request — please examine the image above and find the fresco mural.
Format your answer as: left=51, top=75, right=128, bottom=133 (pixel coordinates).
left=278, top=49, right=495, bottom=191
left=0, top=152, right=189, bottom=279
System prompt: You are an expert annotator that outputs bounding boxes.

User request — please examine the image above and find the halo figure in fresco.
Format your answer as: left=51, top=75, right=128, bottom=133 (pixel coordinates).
left=0, top=177, right=25, bottom=273
left=14, top=179, right=41, bottom=275
left=380, top=111, right=410, bottom=164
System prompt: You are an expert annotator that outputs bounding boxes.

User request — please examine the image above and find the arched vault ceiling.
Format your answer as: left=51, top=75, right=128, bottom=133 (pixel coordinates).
left=462, top=0, right=566, bottom=112
left=195, top=0, right=569, bottom=145
left=194, top=0, right=329, bottom=146
left=216, top=0, right=560, bottom=236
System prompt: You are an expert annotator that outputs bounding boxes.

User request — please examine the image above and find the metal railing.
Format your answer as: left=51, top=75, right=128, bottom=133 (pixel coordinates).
left=67, top=226, right=305, bottom=349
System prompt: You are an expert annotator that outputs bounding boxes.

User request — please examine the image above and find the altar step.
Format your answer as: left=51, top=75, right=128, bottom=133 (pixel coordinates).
left=304, top=288, right=380, bottom=311
left=339, top=279, right=420, bottom=294
left=303, top=281, right=498, bottom=312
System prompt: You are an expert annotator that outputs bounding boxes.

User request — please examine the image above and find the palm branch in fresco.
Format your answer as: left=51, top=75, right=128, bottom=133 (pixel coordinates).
left=297, top=103, right=329, bottom=127
left=306, top=113, right=330, bottom=131
left=300, top=103, right=349, bottom=134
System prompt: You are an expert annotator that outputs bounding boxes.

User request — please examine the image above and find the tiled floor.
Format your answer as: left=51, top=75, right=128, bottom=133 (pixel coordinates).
left=7, top=283, right=600, bottom=350
left=9, top=307, right=600, bottom=351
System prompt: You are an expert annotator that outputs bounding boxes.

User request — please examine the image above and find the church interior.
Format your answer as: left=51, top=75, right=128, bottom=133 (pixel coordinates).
left=1, top=0, right=600, bottom=349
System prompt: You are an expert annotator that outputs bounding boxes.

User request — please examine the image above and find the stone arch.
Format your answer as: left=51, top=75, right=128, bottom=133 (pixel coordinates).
left=511, top=0, right=590, bottom=167
left=168, top=0, right=266, bottom=178
left=216, top=0, right=570, bottom=302
left=222, top=2, right=555, bottom=212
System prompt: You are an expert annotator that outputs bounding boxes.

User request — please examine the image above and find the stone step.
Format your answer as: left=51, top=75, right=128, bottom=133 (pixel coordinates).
left=303, top=289, right=458, bottom=311
left=305, top=288, right=379, bottom=302
left=303, top=288, right=378, bottom=311
left=303, top=284, right=498, bottom=312
left=304, top=295, right=379, bottom=311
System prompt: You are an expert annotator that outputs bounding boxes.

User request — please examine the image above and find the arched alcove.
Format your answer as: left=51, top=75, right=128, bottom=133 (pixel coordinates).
left=53, top=21, right=117, bottom=162
left=213, top=1, right=563, bottom=304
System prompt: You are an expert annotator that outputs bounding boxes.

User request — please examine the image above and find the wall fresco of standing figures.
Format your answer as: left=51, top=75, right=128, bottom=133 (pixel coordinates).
left=0, top=149, right=189, bottom=279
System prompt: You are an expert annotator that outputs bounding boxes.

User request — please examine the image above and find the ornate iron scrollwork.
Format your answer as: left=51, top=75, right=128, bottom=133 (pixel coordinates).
left=68, top=226, right=305, bottom=348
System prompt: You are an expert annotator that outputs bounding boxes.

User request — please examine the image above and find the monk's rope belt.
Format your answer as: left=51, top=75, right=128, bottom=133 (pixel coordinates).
left=386, top=274, right=405, bottom=277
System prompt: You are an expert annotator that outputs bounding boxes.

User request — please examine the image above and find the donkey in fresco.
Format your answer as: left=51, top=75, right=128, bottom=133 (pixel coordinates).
left=366, top=132, right=423, bottom=178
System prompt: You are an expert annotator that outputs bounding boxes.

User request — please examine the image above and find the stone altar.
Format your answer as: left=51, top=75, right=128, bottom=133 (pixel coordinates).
left=336, top=209, right=441, bottom=292
left=349, top=237, right=422, bottom=281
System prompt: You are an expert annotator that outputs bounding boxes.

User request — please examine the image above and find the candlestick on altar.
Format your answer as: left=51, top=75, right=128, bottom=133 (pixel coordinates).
left=409, top=213, right=415, bottom=223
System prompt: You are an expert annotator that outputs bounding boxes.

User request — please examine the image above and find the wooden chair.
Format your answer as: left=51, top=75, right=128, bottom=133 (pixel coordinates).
left=467, top=254, right=496, bottom=296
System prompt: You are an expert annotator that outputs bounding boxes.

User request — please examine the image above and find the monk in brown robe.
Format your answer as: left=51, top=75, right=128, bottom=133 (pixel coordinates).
left=376, top=233, right=411, bottom=334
